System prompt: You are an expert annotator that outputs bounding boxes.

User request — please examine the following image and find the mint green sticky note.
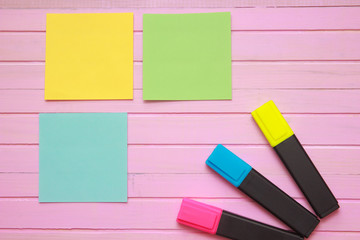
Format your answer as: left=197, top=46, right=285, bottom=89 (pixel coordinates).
left=143, top=12, right=232, bottom=100
left=39, top=113, right=127, bottom=202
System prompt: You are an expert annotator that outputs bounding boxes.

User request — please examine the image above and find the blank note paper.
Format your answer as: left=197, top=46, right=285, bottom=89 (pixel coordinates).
left=45, top=13, right=133, bottom=100
left=39, top=113, right=128, bottom=202
left=143, top=12, right=231, bottom=100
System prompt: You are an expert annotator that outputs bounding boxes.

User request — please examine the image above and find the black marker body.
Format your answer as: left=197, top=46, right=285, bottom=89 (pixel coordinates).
left=274, top=135, right=339, bottom=218
left=217, top=210, right=303, bottom=240
left=238, top=169, right=319, bottom=237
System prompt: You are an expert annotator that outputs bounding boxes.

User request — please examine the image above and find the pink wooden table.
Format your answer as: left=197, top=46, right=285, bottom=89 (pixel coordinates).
left=1, top=1, right=360, bottom=239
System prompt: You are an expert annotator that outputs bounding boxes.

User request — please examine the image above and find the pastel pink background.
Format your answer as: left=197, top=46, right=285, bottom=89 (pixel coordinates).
left=1, top=1, right=360, bottom=239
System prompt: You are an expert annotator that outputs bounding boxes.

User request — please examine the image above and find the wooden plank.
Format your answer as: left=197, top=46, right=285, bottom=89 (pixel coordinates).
left=231, top=62, right=360, bottom=89
left=0, top=33, right=46, bottom=61
left=2, top=145, right=359, bottom=175
left=1, top=8, right=360, bottom=31
left=1, top=89, right=360, bottom=113
left=0, top=173, right=358, bottom=199
left=0, top=63, right=46, bottom=89
left=130, top=146, right=360, bottom=175
left=231, top=31, right=360, bottom=61
left=1, top=114, right=359, bottom=145
left=0, top=114, right=38, bottom=144
left=127, top=114, right=360, bottom=145
left=0, top=230, right=359, bottom=240
left=0, top=145, right=39, bottom=172
left=2, top=230, right=360, bottom=240
left=2, top=62, right=360, bottom=90
left=2, top=31, right=360, bottom=61
left=0, top=198, right=356, bottom=231
left=1, top=0, right=360, bottom=8
left=0, top=230, right=223, bottom=240
left=129, top=174, right=358, bottom=199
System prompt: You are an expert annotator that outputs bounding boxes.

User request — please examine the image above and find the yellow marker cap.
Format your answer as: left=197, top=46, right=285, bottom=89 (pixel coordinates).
left=251, top=101, right=294, bottom=147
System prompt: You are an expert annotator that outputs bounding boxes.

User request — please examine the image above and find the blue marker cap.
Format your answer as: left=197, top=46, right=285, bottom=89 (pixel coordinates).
left=206, top=144, right=252, bottom=187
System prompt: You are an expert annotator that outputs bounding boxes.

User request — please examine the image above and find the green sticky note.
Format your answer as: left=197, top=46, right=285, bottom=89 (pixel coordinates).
left=39, top=113, right=128, bottom=202
left=143, top=12, right=232, bottom=100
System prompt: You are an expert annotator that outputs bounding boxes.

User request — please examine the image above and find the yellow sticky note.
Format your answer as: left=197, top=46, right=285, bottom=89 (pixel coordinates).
left=45, top=13, right=133, bottom=100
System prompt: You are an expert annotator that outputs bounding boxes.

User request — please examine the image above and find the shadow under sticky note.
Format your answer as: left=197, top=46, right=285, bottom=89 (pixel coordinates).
left=143, top=12, right=232, bottom=100
left=45, top=13, right=133, bottom=100
left=39, top=113, right=128, bottom=202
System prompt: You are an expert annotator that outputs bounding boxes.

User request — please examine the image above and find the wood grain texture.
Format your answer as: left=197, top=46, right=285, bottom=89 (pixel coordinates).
left=1, top=0, right=360, bottom=8
left=1, top=5, right=359, bottom=239
left=2, top=145, right=359, bottom=174
left=1, top=173, right=359, bottom=199
left=1, top=8, right=360, bottom=31
left=1, top=114, right=359, bottom=145
left=1, top=89, right=360, bottom=113
left=0, top=198, right=357, bottom=231
left=2, top=31, right=360, bottom=61
left=1, top=230, right=359, bottom=240
left=1, top=62, right=360, bottom=90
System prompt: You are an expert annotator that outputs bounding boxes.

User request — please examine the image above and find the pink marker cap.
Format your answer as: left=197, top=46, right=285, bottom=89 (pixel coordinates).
left=177, top=198, right=223, bottom=234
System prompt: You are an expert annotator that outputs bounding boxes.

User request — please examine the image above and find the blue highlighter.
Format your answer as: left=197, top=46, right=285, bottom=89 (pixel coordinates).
left=206, top=144, right=319, bottom=238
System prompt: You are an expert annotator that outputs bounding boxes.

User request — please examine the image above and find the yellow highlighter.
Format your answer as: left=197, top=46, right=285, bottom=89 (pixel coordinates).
left=252, top=100, right=339, bottom=218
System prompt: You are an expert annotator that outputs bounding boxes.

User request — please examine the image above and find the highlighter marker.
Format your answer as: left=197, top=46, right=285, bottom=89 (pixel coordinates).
left=206, top=144, right=319, bottom=238
left=252, top=100, right=339, bottom=218
left=177, top=198, right=303, bottom=240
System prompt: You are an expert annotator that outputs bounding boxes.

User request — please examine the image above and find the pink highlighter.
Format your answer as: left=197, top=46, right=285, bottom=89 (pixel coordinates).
left=177, top=198, right=303, bottom=240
